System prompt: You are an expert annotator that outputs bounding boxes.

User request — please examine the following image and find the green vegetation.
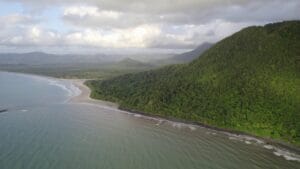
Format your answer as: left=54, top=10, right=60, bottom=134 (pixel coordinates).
left=87, top=21, right=300, bottom=145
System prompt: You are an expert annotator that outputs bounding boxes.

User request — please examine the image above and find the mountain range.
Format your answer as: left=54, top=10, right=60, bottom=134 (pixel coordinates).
left=0, top=52, right=119, bottom=65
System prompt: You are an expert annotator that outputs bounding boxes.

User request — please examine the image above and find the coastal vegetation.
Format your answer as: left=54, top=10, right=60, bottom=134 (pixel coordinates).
left=87, top=21, right=300, bottom=145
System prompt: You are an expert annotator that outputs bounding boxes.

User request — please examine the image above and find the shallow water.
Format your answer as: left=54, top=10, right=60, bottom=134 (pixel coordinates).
left=0, top=72, right=299, bottom=169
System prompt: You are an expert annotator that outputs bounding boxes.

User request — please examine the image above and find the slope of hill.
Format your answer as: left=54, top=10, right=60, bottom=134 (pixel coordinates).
left=104, top=58, right=154, bottom=70
left=151, top=43, right=213, bottom=66
left=172, top=42, right=213, bottom=62
left=87, top=21, right=300, bottom=145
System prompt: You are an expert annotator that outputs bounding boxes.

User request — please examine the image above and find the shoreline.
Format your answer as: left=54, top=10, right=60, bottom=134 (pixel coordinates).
left=66, top=79, right=119, bottom=108
left=0, top=71, right=299, bottom=162
left=120, top=106, right=300, bottom=154
left=120, top=107, right=300, bottom=153
left=68, top=79, right=300, bottom=157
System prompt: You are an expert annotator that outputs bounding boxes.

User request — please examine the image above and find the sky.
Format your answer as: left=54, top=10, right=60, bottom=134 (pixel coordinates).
left=0, top=0, right=299, bottom=54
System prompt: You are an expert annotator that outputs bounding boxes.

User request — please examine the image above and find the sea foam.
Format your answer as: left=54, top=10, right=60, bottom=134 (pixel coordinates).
left=227, top=133, right=300, bottom=162
left=48, top=79, right=81, bottom=97
left=29, top=74, right=81, bottom=98
left=273, top=148, right=300, bottom=162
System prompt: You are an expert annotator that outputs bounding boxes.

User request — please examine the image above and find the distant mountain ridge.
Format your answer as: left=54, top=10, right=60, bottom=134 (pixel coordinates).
left=87, top=21, right=300, bottom=145
left=0, top=52, right=119, bottom=65
left=101, top=58, right=154, bottom=70
left=172, top=42, right=213, bottom=62
left=151, top=43, right=213, bottom=65
left=0, top=53, right=155, bottom=79
left=116, top=58, right=150, bottom=67
left=0, top=44, right=213, bottom=66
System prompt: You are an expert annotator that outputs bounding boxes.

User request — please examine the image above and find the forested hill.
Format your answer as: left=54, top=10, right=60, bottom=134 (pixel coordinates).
left=87, top=21, right=300, bottom=145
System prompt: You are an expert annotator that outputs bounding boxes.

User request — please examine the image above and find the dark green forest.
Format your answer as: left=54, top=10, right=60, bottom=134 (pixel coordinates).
left=87, top=21, right=300, bottom=145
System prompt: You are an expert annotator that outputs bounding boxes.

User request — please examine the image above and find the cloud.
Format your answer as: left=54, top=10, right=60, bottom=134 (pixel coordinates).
left=63, top=6, right=120, bottom=19
left=0, top=23, right=161, bottom=48
left=0, top=0, right=300, bottom=52
left=0, top=13, right=38, bottom=29
left=64, top=24, right=161, bottom=48
left=198, top=0, right=300, bottom=23
left=3, top=0, right=247, bottom=13
left=6, top=0, right=300, bottom=23
left=0, top=26, right=61, bottom=46
left=148, top=20, right=254, bottom=49
left=63, top=5, right=124, bottom=28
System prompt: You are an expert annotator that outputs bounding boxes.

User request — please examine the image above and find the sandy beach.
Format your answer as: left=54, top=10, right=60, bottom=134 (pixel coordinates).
left=66, top=79, right=119, bottom=108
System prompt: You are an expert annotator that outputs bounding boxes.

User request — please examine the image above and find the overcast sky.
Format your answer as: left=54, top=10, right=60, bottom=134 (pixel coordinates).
left=0, top=0, right=299, bottom=54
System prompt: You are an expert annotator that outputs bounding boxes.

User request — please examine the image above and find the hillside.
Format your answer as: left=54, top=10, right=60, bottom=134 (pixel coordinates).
left=172, top=42, right=213, bottom=62
left=87, top=21, right=300, bottom=145
left=151, top=43, right=213, bottom=65
left=105, top=58, right=154, bottom=70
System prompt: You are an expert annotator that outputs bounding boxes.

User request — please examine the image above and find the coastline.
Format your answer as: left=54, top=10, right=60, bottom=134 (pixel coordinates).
left=66, top=79, right=119, bottom=108
left=1, top=71, right=299, bottom=162
left=68, top=79, right=300, bottom=157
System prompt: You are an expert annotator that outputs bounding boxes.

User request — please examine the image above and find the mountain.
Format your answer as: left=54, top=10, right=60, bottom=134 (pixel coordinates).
left=149, top=43, right=213, bottom=66
left=171, top=42, right=213, bottom=62
left=0, top=55, right=155, bottom=79
left=109, top=58, right=154, bottom=69
left=0, top=52, right=119, bottom=65
left=87, top=21, right=300, bottom=145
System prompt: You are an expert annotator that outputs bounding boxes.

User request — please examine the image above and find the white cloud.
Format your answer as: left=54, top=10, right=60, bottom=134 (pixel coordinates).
left=28, top=27, right=41, bottom=39
left=0, top=13, right=37, bottom=29
left=1, top=26, right=61, bottom=46
left=63, top=5, right=123, bottom=29
left=149, top=20, right=255, bottom=48
left=0, top=0, right=299, bottom=52
left=64, top=24, right=161, bottom=48
left=63, top=6, right=120, bottom=19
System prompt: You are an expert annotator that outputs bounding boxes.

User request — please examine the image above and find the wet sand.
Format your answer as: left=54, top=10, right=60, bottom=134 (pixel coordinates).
left=66, top=79, right=119, bottom=108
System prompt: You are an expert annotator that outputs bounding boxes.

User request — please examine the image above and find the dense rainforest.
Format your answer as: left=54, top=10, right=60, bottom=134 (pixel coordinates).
left=87, top=21, right=300, bottom=145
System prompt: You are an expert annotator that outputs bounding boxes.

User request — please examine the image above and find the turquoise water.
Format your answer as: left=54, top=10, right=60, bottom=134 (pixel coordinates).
left=0, top=72, right=299, bottom=169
